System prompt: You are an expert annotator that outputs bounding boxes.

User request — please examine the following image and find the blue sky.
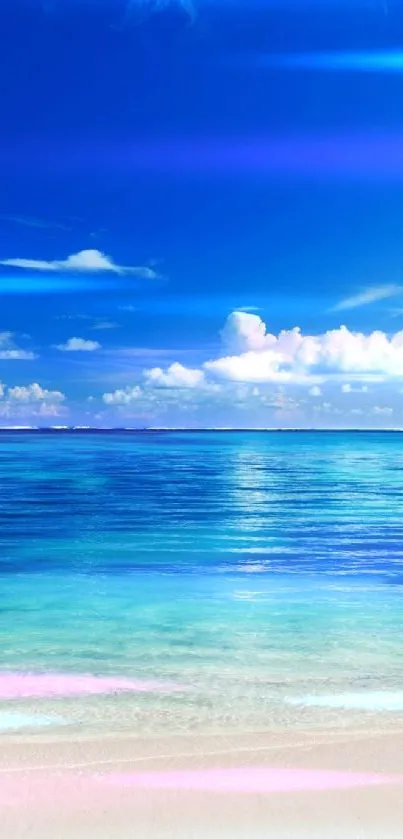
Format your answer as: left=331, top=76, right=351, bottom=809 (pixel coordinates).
left=1, top=0, right=403, bottom=427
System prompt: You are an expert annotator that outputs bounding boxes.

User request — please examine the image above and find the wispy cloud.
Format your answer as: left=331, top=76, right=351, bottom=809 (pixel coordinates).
left=332, top=284, right=401, bottom=311
left=0, top=249, right=160, bottom=278
left=91, top=321, right=120, bottom=330
left=54, top=314, right=120, bottom=329
left=54, top=313, right=93, bottom=322
left=0, top=215, right=71, bottom=231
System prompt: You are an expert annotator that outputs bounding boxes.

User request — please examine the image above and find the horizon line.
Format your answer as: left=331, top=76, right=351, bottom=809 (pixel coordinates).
left=0, top=426, right=401, bottom=433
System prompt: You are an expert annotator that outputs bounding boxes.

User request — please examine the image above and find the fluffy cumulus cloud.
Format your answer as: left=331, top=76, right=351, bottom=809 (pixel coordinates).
left=103, top=364, right=208, bottom=405
left=220, top=311, right=268, bottom=353
left=133, top=312, right=403, bottom=389
left=100, top=311, right=403, bottom=427
left=144, top=362, right=205, bottom=388
left=7, top=383, right=65, bottom=403
left=0, top=249, right=159, bottom=278
left=208, top=312, right=403, bottom=381
left=0, top=381, right=67, bottom=421
left=56, top=337, right=101, bottom=352
left=103, top=385, right=143, bottom=405
left=204, top=350, right=311, bottom=384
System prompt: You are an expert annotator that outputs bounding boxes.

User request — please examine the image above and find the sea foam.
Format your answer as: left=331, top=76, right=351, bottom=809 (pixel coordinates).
left=287, top=692, right=403, bottom=712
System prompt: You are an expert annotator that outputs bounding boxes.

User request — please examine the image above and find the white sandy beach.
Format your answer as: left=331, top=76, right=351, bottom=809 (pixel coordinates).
left=1, top=728, right=403, bottom=838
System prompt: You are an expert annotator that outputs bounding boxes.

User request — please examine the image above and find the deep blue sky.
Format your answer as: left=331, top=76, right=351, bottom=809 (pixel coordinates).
left=1, top=0, right=403, bottom=427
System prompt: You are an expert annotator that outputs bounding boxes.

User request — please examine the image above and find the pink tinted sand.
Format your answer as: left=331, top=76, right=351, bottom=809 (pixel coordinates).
left=0, top=766, right=401, bottom=811
left=0, top=672, right=183, bottom=698
left=1, top=732, right=403, bottom=838
left=102, top=766, right=403, bottom=793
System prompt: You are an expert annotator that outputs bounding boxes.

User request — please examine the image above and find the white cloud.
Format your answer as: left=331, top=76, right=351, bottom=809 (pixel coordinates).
left=103, top=364, right=207, bottom=406
left=56, top=337, right=101, bottom=352
left=99, top=311, right=403, bottom=425
left=206, top=312, right=403, bottom=381
left=55, top=314, right=119, bottom=329
left=332, top=284, right=401, bottom=311
left=0, top=331, right=14, bottom=344
left=103, top=386, right=142, bottom=405
left=91, top=320, right=120, bottom=330
left=266, top=391, right=300, bottom=413
left=342, top=383, right=369, bottom=393
left=1, top=214, right=70, bottom=231
left=0, top=331, right=36, bottom=360
left=37, top=402, right=65, bottom=418
left=0, top=249, right=159, bottom=278
left=144, top=362, right=205, bottom=389
left=8, top=383, right=65, bottom=403
left=0, top=381, right=67, bottom=420
left=204, top=350, right=317, bottom=384
left=0, top=349, right=36, bottom=360
left=372, top=406, right=393, bottom=416
left=221, top=311, right=268, bottom=352
left=0, top=401, right=66, bottom=419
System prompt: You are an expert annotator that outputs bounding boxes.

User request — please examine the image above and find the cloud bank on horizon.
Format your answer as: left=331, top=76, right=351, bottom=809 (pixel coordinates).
left=93, top=310, right=403, bottom=428
left=1, top=312, right=402, bottom=427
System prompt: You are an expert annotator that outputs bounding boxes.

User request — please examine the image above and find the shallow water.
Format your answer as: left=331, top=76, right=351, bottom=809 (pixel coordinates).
left=1, top=430, right=403, bottom=737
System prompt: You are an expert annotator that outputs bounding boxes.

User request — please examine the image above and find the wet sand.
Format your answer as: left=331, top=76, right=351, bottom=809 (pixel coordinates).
left=1, top=728, right=403, bottom=838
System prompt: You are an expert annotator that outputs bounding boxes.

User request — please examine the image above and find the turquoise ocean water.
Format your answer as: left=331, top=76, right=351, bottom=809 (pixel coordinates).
left=1, top=430, right=403, bottom=738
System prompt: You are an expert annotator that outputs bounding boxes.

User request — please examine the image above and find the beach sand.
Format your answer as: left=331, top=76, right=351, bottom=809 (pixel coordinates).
left=1, top=729, right=403, bottom=838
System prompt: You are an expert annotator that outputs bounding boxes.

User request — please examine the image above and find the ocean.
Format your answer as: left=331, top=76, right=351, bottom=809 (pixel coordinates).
left=1, top=430, right=403, bottom=739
